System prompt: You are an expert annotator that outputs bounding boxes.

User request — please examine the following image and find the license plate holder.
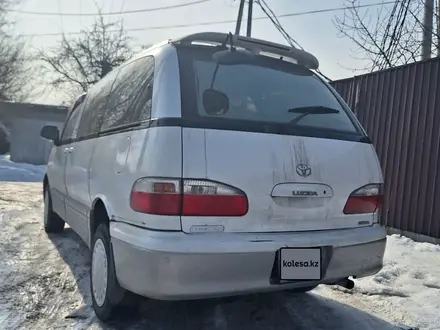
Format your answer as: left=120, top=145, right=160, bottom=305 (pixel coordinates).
left=279, top=247, right=322, bottom=281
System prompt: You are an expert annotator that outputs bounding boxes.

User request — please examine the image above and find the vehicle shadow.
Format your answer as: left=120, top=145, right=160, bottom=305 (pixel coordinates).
left=50, top=228, right=399, bottom=330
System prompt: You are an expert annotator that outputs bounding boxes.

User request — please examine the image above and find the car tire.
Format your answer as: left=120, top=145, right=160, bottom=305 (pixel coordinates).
left=90, top=223, right=137, bottom=322
left=286, top=285, right=318, bottom=294
left=44, top=188, right=65, bottom=233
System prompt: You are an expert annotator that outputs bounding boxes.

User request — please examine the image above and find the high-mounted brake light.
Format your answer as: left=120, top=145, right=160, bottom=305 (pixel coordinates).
left=343, top=184, right=383, bottom=214
left=130, top=178, right=248, bottom=216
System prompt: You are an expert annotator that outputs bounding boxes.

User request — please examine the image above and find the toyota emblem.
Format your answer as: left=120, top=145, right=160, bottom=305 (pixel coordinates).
left=296, top=164, right=311, bottom=177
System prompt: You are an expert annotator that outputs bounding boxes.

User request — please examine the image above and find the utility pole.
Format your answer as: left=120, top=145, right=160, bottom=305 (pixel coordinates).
left=421, top=0, right=434, bottom=60
left=234, top=0, right=253, bottom=37
left=234, top=0, right=245, bottom=35
left=246, top=0, right=253, bottom=37
left=437, top=0, right=440, bottom=56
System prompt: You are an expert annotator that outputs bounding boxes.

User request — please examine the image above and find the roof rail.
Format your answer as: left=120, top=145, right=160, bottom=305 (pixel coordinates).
left=170, top=32, right=319, bottom=70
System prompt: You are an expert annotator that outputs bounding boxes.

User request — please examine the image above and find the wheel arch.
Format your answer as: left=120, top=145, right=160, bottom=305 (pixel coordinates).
left=43, top=174, right=49, bottom=193
left=89, top=195, right=114, bottom=247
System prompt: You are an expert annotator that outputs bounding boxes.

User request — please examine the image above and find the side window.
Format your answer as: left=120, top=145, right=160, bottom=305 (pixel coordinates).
left=101, top=56, right=154, bottom=131
left=60, top=102, right=84, bottom=142
left=76, top=69, right=119, bottom=138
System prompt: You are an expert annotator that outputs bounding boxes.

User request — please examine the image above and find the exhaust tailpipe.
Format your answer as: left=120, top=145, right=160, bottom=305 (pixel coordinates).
left=334, top=278, right=355, bottom=290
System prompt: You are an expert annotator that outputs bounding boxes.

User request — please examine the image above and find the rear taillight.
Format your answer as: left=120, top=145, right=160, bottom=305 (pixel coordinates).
left=182, top=179, right=248, bottom=216
left=130, top=178, right=248, bottom=216
left=343, top=184, right=383, bottom=214
left=130, top=178, right=181, bottom=215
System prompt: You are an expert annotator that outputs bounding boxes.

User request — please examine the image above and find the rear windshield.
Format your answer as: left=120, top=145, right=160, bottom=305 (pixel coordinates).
left=177, top=47, right=364, bottom=141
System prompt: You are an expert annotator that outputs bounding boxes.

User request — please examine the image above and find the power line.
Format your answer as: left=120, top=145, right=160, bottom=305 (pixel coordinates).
left=257, top=0, right=303, bottom=49
left=18, top=1, right=396, bottom=38
left=7, top=0, right=209, bottom=16
left=256, top=0, right=334, bottom=81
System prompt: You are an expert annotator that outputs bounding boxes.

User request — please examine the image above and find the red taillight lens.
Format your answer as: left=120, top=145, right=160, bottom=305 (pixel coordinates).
left=343, top=184, right=383, bottom=214
left=130, top=178, right=181, bottom=215
left=182, top=179, right=248, bottom=216
left=130, top=178, right=248, bottom=216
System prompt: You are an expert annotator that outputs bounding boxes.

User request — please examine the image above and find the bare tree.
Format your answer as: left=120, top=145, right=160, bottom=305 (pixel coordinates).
left=335, top=0, right=438, bottom=72
left=0, top=0, right=30, bottom=101
left=41, top=13, right=133, bottom=97
left=436, top=0, right=440, bottom=55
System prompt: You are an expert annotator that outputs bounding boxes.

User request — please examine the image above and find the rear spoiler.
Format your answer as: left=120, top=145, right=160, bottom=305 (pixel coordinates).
left=169, top=32, right=319, bottom=70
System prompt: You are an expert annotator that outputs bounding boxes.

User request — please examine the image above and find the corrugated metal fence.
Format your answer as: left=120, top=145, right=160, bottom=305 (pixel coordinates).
left=332, top=57, right=440, bottom=240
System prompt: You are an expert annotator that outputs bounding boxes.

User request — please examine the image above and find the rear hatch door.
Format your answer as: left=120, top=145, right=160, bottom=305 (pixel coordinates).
left=177, top=46, right=383, bottom=233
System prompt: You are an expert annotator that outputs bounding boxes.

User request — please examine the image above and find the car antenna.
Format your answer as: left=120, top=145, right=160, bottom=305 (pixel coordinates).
left=210, top=32, right=236, bottom=89
left=222, top=32, right=236, bottom=51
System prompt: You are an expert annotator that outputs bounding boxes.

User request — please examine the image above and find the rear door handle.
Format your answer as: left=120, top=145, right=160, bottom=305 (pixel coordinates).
left=68, top=147, right=74, bottom=153
left=63, top=147, right=70, bottom=154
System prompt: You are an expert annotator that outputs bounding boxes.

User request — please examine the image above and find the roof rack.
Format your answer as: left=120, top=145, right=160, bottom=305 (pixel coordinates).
left=170, top=32, right=319, bottom=70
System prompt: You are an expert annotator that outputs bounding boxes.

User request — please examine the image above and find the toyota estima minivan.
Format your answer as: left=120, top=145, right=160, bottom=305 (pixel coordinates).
left=40, top=32, right=387, bottom=321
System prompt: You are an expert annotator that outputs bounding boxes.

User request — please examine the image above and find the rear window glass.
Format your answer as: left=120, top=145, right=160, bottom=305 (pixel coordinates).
left=178, top=47, right=360, bottom=135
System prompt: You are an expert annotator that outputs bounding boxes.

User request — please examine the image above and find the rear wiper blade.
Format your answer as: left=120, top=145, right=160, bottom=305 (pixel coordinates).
left=288, top=106, right=340, bottom=125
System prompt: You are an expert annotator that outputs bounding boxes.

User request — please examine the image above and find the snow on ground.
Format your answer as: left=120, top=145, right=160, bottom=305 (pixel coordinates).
left=353, top=235, right=440, bottom=329
left=0, top=159, right=439, bottom=329
left=319, top=234, right=440, bottom=330
left=0, top=155, right=46, bottom=183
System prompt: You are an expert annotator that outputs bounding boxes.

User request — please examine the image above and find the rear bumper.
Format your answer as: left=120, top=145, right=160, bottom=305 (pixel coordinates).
left=111, top=223, right=386, bottom=300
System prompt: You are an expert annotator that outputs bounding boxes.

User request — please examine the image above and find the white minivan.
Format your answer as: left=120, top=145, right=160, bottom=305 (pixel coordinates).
left=40, top=32, right=387, bottom=322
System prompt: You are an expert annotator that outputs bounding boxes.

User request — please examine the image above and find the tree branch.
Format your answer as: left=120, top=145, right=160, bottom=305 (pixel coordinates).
left=39, top=11, right=133, bottom=97
left=334, top=0, right=435, bottom=72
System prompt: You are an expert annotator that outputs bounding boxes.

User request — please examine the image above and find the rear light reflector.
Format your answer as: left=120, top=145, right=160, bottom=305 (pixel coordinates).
left=130, top=178, right=248, bottom=216
left=343, top=184, right=383, bottom=214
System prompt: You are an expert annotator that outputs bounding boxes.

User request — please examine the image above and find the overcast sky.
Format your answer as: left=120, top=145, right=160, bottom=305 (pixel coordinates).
left=10, top=0, right=394, bottom=104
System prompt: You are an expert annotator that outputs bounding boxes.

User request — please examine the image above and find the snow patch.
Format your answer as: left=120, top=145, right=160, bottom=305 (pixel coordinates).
left=423, top=283, right=440, bottom=290
left=0, top=155, right=46, bottom=182
left=351, top=234, right=440, bottom=330
left=357, top=286, right=409, bottom=298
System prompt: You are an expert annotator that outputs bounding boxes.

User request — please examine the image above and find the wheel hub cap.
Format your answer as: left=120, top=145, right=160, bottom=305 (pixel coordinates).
left=92, top=238, right=108, bottom=307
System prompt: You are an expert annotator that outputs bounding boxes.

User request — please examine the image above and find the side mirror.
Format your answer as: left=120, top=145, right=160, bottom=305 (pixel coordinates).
left=202, top=89, right=230, bottom=115
left=40, top=125, right=59, bottom=142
